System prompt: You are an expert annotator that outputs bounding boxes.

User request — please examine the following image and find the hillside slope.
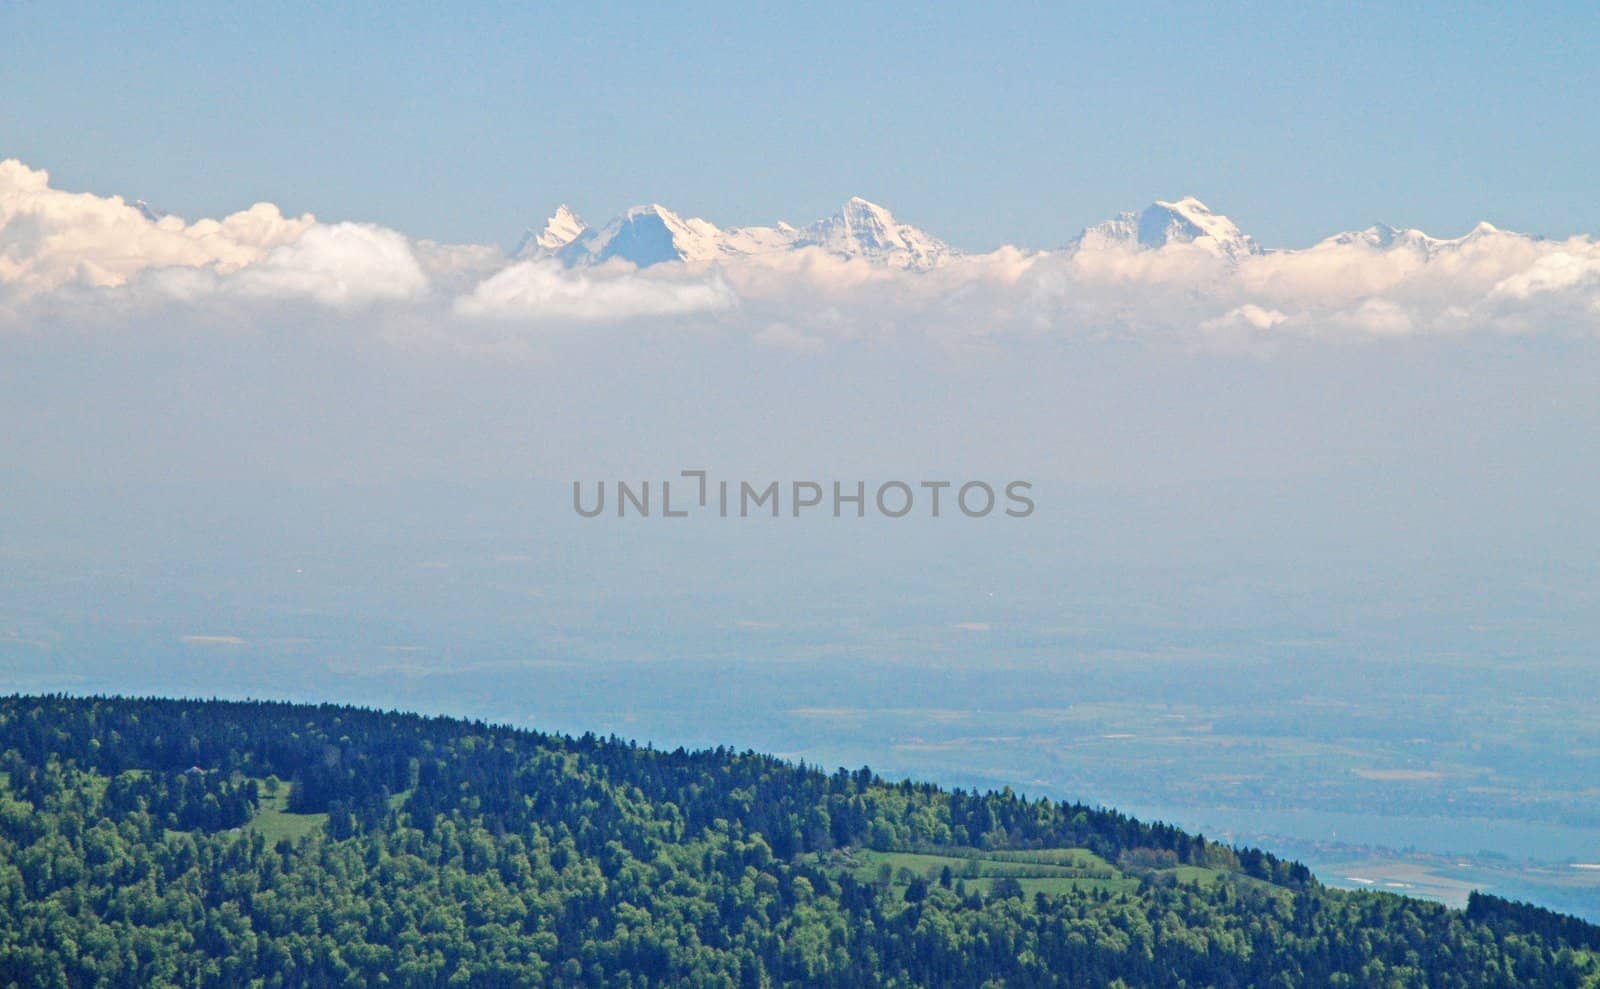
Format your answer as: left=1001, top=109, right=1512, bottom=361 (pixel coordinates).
left=0, top=695, right=1594, bottom=988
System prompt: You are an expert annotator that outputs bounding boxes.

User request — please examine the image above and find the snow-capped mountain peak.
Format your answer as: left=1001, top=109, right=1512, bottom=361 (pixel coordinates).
left=535, top=205, right=586, bottom=252
left=1317, top=220, right=1516, bottom=258
left=513, top=205, right=588, bottom=258
left=1139, top=197, right=1249, bottom=250
left=840, top=195, right=895, bottom=227
left=1317, top=224, right=1450, bottom=255
left=799, top=197, right=956, bottom=269
left=1323, top=224, right=1406, bottom=249
left=1077, top=197, right=1261, bottom=261
left=555, top=203, right=726, bottom=267
left=530, top=196, right=956, bottom=270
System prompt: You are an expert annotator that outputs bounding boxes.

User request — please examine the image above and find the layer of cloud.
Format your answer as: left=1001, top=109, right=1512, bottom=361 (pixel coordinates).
left=143, top=222, right=430, bottom=307
left=0, top=159, right=312, bottom=296
left=455, top=258, right=736, bottom=322
left=4, top=159, right=1600, bottom=348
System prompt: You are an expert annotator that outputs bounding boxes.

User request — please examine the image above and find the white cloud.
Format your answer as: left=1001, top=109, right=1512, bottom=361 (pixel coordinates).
left=0, top=159, right=433, bottom=319
left=1003, top=226, right=1600, bottom=343
left=0, top=159, right=312, bottom=297
left=1489, top=250, right=1600, bottom=301
left=223, top=222, right=428, bottom=306
left=1203, top=304, right=1288, bottom=332
left=454, top=258, right=736, bottom=323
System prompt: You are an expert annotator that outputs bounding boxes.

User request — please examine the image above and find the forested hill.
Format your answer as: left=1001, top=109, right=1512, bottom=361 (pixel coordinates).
left=0, top=696, right=1594, bottom=988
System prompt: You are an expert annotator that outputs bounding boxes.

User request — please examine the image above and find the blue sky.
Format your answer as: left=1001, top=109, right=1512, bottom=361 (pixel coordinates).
left=4, top=1, right=1597, bottom=250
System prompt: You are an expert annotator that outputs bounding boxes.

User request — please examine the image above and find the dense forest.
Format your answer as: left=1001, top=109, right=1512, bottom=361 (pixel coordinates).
left=0, top=695, right=1594, bottom=988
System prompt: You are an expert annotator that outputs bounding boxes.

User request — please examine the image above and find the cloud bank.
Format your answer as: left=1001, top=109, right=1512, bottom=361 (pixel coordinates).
left=456, top=259, right=737, bottom=322
left=3, top=159, right=1599, bottom=349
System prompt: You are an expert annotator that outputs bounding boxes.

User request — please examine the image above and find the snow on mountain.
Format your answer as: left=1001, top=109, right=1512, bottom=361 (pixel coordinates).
left=1314, top=220, right=1519, bottom=259
left=523, top=197, right=954, bottom=270
left=555, top=204, right=725, bottom=267
left=534, top=205, right=586, bottom=252
left=514, top=192, right=1523, bottom=275
left=718, top=220, right=801, bottom=256
left=795, top=197, right=956, bottom=269
left=1320, top=223, right=1409, bottom=250
left=513, top=205, right=588, bottom=258
left=1076, top=197, right=1261, bottom=262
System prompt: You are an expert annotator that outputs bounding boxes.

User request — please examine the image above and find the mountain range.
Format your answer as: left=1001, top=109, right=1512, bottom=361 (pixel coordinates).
left=516, top=196, right=957, bottom=270
left=513, top=195, right=1525, bottom=271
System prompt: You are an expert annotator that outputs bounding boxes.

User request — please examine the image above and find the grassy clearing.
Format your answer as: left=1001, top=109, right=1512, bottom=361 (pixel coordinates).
left=983, top=847, right=1113, bottom=869
left=245, top=784, right=326, bottom=844
left=840, top=847, right=1141, bottom=897
left=831, top=846, right=1254, bottom=900
left=1167, top=864, right=1226, bottom=886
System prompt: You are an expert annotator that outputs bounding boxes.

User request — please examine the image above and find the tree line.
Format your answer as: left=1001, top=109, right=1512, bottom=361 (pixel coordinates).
left=0, top=694, right=1593, bottom=988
